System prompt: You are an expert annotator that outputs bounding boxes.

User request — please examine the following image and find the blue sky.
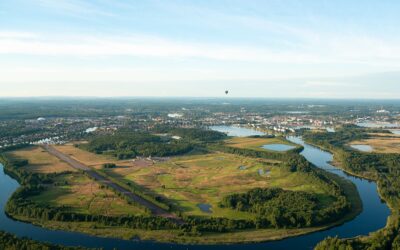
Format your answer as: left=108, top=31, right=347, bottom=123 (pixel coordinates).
left=1, top=0, right=400, bottom=98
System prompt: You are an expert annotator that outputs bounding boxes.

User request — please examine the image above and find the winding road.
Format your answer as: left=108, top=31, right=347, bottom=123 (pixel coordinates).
left=42, top=144, right=181, bottom=222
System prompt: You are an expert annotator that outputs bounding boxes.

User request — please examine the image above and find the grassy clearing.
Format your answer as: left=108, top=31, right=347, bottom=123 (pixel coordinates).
left=5, top=146, right=75, bottom=173
left=29, top=172, right=146, bottom=216
left=224, top=137, right=298, bottom=152
left=349, top=137, right=400, bottom=154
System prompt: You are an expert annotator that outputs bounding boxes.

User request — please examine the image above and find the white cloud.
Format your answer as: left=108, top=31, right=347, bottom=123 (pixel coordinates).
left=1, top=28, right=400, bottom=69
left=0, top=33, right=321, bottom=63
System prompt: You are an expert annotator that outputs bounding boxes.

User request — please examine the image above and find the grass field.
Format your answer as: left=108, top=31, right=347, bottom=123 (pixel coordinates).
left=350, top=137, right=400, bottom=154
left=5, top=146, right=76, bottom=173
left=102, top=152, right=335, bottom=219
left=224, top=137, right=299, bottom=152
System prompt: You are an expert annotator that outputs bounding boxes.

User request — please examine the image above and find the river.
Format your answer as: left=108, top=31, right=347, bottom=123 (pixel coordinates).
left=0, top=131, right=390, bottom=249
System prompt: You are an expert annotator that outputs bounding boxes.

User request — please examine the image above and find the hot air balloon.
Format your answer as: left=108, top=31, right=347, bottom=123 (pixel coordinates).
left=225, top=90, right=229, bottom=95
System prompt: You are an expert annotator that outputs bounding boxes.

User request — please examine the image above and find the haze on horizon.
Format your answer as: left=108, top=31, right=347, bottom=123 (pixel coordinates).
left=1, top=0, right=400, bottom=98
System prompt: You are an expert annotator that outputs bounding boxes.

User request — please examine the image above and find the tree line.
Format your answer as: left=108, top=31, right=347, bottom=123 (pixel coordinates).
left=0, top=231, right=94, bottom=250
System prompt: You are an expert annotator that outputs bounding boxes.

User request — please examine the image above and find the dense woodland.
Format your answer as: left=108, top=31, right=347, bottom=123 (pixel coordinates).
left=221, top=187, right=349, bottom=228
left=81, top=128, right=226, bottom=159
left=213, top=143, right=303, bottom=161
left=304, top=127, right=400, bottom=250
left=152, top=127, right=227, bottom=142
left=80, top=132, right=194, bottom=159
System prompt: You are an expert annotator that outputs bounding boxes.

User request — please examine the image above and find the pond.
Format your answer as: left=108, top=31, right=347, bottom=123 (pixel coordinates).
left=326, top=127, right=335, bottom=133
left=197, top=204, right=212, bottom=213
left=390, top=130, right=400, bottom=135
left=357, top=122, right=399, bottom=128
left=350, top=144, right=373, bottom=152
left=261, top=143, right=295, bottom=152
left=210, top=125, right=265, bottom=137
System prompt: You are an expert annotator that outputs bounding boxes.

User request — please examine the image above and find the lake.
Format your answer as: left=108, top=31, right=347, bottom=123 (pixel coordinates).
left=210, top=125, right=265, bottom=137
left=350, top=144, right=373, bottom=152
left=357, top=122, right=399, bottom=128
left=390, top=130, right=400, bottom=135
left=261, top=143, right=295, bottom=151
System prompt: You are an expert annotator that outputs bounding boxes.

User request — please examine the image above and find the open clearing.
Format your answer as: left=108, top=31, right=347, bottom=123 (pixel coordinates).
left=350, top=137, right=400, bottom=154
left=224, top=137, right=298, bottom=152
left=5, top=146, right=75, bottom=173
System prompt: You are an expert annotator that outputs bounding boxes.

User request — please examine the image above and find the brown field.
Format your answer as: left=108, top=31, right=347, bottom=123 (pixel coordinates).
left=6, top=146, right=76, bottom=173
left=367, top=132, right=400, bottom=137
left=54, top=143, right=137, bottom=169
left=350, top=137, right=400, bottom=154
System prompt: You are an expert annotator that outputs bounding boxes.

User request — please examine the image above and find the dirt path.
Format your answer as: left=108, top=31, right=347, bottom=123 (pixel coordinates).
left=42, top=145, right=182, bottom=222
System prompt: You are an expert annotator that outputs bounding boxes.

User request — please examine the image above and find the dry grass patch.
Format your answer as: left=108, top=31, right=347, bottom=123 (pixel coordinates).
left=54, top=143, right=134, bottom=169
left=6, top=146, right=75, bottom=173
left=350, top=137, right=400, bottom=154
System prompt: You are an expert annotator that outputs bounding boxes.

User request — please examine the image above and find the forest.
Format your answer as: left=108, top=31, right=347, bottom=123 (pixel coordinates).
left=152, top=127, right=227, bottom=142
left=80, top=131, right=194, bottom=159
left=0, top=231, right=92, bottom=250
left=221, top=187, right=349, bottom=228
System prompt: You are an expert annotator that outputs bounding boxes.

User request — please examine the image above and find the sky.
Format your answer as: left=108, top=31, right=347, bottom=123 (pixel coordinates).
left=1, top=0, right=400, bottom=98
